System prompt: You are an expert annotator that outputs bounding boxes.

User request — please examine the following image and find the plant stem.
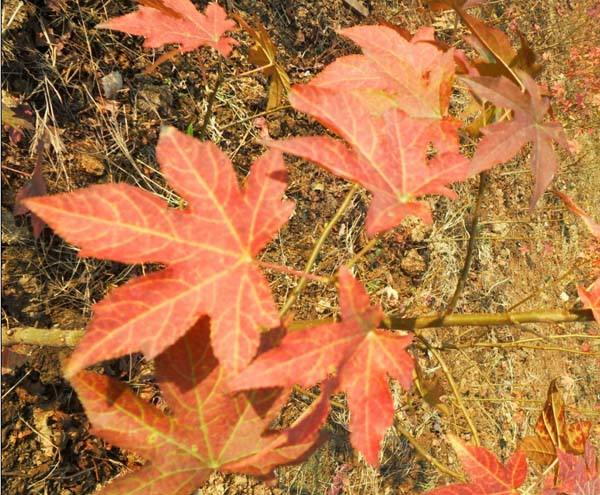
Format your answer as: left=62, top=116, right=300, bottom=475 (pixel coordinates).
left=3, top=327, right=85, bottom=347
left=445, top=172, right=488, bottom=314
left=198, top=62, right=224, bottom=140
left=382, top=308, right=594, bottom=331
left=279, top=184, right=360, bottom=317
left=3, top=309, right=594, bottom=348
left=418, top=335, right=481, bottom=446
left=144, top=48, right=180, bottom=74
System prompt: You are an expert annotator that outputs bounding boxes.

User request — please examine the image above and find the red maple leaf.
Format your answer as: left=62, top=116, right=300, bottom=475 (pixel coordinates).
left=463, top=72, right=569, bottom=207
left=307, top=25, right=462, bottom=151
left=264, top=24, right=470, bottom=235
left=97, top=0, right=237, bottom=57
left=543, top=442, right=600, bottom=495
left=232, top=267, right=415, bottom=465
left=71, top=317, right=333, bottom=495
left=310, top=26, right=455, bottom=121
left=268, top=85, right=468, bottom=236
left=426, top=435, right=528, bottom=494
left=25, top=127, right=294, bottom=376
left=555, top=192, right=600, bottom=323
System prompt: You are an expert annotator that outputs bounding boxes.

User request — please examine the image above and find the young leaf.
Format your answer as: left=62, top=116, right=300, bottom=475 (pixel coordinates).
left=426, top=435, right=528, bottom=494
left=268, top=85, right=468, bottom=235
left=72, top=318, right=333, bottom=495
left=555, top=192, right=600, bottom=323
left=520, top=379, right=591, bottom=466
left=14, top=140, right=47, bottom=238
left=463, top=72, right=569, bottom=207
left=309, top=25, right=458, bottom=139
left=232, top=267, right=415, bottom=466
left=25, top=127, right=294, bottom=377
left=97, top=0, right=237, bottom=57
left=543, top=442, right=600, bottom=495
left=234, top=14, right=290, bottom=111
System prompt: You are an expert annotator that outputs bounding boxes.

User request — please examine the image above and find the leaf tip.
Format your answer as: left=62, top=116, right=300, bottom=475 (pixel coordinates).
left=95, top=21, right=110, bottom=30
left=159, top=125, right=177, bottom=137
left=20, top=196, right=45, bottom=218
left=63, top=355, right=85, bottom=380
left=19, top=196, right=36, bottom=210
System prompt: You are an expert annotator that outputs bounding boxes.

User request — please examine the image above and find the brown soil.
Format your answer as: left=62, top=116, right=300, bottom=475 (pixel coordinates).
left=2, top=0, right=599, bottom=494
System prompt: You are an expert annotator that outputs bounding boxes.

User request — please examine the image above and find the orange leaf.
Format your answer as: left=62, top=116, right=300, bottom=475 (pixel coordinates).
left=429, top=3, right=541, bottom=81
left=543, top=441, right=600, bottom=495
left=555, top=192, right=600, bottom=240
left=2, top=101, right=34, bottom=138
left=269, top=85, right=468, bottom=235
left=521, top=379, right=591, bottom=466
left=415, top=363, right=449, bottom=414
left=72, top=318, right=332, bottom=494
left=311, top=25, right=456, bottom=123
left=14, top=139, right=47, bottom=238
left=97, top=0, right=237, bottom=56
left=232, top=267, right=414, bottom=466
left=426, top=435, right=528, bottom=494
left=463, top=73, right=569, bottom=207
left=264, top=24, right=471, bottom=235
left=25, top=127, right=294, bottom=377
left=426, top=0, right=486, bottom=11
left=578, top=280, right=600, bottom=325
